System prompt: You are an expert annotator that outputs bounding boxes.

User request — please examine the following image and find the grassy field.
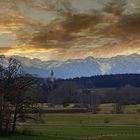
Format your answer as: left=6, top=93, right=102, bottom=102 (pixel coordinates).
left=10, top=114, right=140, bottom=140
left=99, top=104, right=140, bottom=114
left=1, top=104, right=140, bottom=140
left=38, top=103, right=140, bottom=114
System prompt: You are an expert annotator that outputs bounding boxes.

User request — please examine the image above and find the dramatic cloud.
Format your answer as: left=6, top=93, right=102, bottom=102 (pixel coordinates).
left=1, top=0, right=140, bottom=60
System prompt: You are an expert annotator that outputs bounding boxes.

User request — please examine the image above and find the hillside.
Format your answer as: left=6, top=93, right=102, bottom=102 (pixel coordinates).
left=63, top=74, right=140, bottom=88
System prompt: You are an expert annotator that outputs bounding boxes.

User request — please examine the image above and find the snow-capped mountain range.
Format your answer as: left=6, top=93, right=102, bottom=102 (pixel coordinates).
left=6, top=53, right=140, bottom=79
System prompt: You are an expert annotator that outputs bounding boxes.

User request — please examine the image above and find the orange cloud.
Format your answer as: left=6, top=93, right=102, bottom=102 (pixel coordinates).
left=1, top=0, right=140, bottom=61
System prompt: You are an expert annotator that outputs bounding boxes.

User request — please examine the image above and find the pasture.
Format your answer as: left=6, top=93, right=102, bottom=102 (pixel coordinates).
left=1, top=104, right=140, bottom=140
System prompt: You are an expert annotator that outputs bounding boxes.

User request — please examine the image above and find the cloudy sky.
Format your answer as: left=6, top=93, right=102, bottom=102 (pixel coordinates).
left=0, top=0, right=140, bottom=60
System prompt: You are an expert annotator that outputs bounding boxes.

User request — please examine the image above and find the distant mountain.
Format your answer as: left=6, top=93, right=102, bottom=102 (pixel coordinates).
left=8, top=53, right=140, bottom=79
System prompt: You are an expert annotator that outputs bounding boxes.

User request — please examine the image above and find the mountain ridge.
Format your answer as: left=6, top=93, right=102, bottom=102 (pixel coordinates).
left=1, top=53, right=140, bottom=79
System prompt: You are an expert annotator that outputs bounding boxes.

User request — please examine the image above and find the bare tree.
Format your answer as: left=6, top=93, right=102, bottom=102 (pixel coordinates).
left=49, top=81, right=78, bottom=106
left=0, top=57, right=40, bottom=134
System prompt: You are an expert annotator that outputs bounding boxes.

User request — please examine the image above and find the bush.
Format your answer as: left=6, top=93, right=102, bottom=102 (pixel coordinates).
left=104, top=118, right=109, bottom=124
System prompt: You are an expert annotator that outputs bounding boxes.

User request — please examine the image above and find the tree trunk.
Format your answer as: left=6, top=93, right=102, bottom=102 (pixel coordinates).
left=0, top=94, right=4, bottom=131
left=5, top=111, right=11, bottom=134
left=0, top=112, right=3, bottom=131
left=12, top=104, right=18, bottom=134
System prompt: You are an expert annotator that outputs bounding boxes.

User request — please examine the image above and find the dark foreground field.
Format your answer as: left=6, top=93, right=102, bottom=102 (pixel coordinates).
left=1, top=113, right=140, bottom=140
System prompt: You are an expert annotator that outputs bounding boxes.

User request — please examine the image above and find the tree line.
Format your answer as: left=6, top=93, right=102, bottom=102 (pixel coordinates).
left=64, top=74, right=140, bottom=88
left=41, top=78, right=140, bottom=112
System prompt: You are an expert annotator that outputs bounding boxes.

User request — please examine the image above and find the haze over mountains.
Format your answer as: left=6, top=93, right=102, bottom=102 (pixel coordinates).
left=8, top=53, right=140, bottom=79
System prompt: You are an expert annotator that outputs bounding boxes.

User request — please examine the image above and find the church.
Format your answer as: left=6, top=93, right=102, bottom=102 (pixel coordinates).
left=47, top=70, right=56, bottom=90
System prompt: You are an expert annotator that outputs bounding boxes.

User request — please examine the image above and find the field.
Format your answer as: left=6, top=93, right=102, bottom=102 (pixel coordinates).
left=1, top=104, right=140, bottom=140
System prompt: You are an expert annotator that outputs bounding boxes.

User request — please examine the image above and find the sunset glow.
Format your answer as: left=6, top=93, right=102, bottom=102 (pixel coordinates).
left=1, top=0, right=140, bottom=60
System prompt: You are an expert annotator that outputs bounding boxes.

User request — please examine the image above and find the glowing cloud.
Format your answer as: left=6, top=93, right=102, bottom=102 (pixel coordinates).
left=1, top=0, right=140, bottom=60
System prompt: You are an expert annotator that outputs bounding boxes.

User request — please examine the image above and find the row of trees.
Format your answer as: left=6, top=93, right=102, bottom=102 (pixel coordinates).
left=41, top=80, right=140, bottom=113
left=0, top=56, right=40, bottom=134
left=67, top=74, right=140, bottom=88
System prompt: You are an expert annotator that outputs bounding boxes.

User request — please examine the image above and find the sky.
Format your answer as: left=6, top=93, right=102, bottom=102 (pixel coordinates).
left=0, top=0, right=140, bottom=61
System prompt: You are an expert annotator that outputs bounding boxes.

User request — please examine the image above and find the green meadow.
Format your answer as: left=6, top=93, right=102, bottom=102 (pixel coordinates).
left=1, top=104, right=140, bottom=140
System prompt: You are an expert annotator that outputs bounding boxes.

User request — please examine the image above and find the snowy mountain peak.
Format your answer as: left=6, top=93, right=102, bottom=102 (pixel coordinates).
left=2, top=54, right=140, bottom=78
left=128, top=53, right=140, bottom=58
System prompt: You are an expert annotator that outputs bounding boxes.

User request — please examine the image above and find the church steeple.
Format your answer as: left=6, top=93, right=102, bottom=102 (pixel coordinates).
left=51, top=70, right=54, bottom=76
left=49, top=70, right=55, bottom=83
left=47, top=70, right=56, bottom=91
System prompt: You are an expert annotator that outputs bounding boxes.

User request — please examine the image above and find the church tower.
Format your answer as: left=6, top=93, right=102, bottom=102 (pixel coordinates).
left=51, top=70, right=54, bottom=77
left=47, top=70, right=56, bottom=91
left=49, top=70, right=55, bottom=82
